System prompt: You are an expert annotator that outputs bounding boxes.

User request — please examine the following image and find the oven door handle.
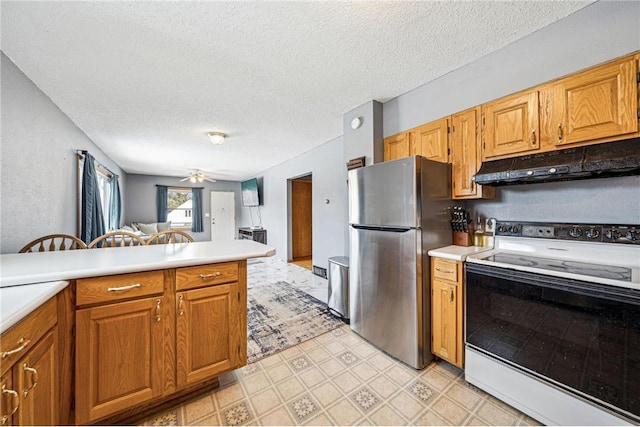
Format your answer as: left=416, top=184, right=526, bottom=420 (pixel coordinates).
left=465, top=263, right=640, bottom=305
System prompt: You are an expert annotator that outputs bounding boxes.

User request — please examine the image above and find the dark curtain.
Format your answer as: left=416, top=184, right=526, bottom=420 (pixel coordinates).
left=109, top=174, right=122, bottom=231
left=81, top=153, right=105, bottom=244
left=156, top=185, right=168, bottom=222
left=192, top=187, right=203, bottom=232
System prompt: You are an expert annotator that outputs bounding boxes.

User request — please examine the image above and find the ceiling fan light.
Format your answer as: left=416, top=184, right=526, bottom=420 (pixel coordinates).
left=197, top=176, right=203, bottom=183
left=190, top=176, right=196, bottom=183
left=208, top=132, right=227, bottom=145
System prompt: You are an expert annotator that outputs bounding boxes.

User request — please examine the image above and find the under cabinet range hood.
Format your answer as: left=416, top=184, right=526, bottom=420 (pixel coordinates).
left=473, top=138, right=640, bottom=186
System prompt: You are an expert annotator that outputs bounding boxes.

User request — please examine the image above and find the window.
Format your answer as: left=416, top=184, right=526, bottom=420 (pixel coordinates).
left=167, top=187, right=193, bottom=228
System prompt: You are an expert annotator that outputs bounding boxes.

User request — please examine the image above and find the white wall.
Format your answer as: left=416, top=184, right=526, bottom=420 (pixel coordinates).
left=124, top=174, right=242, bottom=242
left=0, top=53, right=126, bottom=254
left=383, top=0, right=640, bottom=225
left=239, top=136, right=348, bottom=270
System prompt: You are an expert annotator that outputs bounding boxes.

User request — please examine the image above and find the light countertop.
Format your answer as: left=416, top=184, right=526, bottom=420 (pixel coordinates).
left=1, top=280, right=69, bottom=334
left=0, top=240, right=276, bottom=287
left=428, top=245, right=492, bottom=261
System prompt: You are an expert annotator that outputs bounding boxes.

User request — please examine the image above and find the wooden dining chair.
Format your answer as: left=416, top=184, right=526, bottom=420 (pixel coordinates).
left=19, top=234, right=88, bottom=253
left=88, top=231, right=147, bottom=248
left=146, top=230, right=194, bottom=245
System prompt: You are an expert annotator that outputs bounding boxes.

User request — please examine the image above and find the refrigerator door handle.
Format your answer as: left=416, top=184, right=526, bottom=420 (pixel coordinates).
left=350, top=225, right=414, bottom=233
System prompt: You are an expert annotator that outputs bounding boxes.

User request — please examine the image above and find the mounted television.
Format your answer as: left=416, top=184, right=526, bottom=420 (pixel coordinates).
left=241, top=178, right=260, bottom=206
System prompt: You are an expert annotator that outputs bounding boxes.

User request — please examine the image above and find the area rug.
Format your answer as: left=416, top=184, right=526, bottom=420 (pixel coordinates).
left=247, top=281, right=344, bottom=363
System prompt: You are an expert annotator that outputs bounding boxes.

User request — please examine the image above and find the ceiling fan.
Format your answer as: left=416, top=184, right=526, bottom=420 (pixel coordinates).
left=180, top=170, right=216, bottom=183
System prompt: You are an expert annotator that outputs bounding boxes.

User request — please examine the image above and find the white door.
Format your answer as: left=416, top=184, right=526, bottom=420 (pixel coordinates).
left=210, top=191, right=236, bottom=241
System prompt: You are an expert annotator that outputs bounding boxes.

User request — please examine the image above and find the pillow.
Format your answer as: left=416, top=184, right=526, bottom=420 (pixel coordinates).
left=157, top=221, right=171, bottom=232
left=121, top=225, right=135, bottom=232
left=130, top=223, right=140, bottom=232
left=137, top=222, right=158, bottom=235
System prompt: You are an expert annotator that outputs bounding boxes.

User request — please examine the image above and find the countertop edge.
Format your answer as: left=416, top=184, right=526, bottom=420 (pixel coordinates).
left=0, top=280, right=69, bottom=334
left=1, top=247, right=275, bottom=288
left=428, top=245, right=491, bottom=261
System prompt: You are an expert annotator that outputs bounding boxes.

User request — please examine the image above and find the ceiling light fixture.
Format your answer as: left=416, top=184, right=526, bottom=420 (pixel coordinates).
left=208, top=132, right=227, bottom=145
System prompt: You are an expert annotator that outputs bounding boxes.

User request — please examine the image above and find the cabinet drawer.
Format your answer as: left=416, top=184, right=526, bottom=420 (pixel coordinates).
left=1, top=296, right=56, bottom=375
left=176, top=262, right=239, bottom=291
left=432, top=258, right=459, bottom=283
left=76, top=270, right=165, bottom=306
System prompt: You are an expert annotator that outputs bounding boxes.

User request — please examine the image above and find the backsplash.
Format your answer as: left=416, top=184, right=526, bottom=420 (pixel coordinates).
left=466, top=175, right=640, bottom=225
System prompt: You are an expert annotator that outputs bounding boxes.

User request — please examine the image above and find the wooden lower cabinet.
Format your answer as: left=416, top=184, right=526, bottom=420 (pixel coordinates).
left=75, top=297, right=165, bottom=424
left=431, top=258, right=464, bottom=368
left=75, top=263, right=247, bottom=424
left=0, top=298, right=58, bottom=426
left=176, top=283, right=242, bottom=387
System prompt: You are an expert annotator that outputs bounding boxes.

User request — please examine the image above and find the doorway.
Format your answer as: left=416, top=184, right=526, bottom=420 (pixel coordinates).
left=290, top=175, right=312, bottom=270
left=210, top=191, right=236, bottom=241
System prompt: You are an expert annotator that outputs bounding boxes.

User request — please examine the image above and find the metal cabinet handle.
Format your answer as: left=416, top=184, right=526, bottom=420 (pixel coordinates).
left=155, top=299, right=161, bottom=322
left=450, top=287, right=455, bottom=303
left=1, top=338, right=30, bottom=359
left=199, top=272, right=222, bottom=279
left=178, top=294, right=184, bottom=316
left=531, top=129, right=537, bottom=146
left=22, top=363, right=38, bottom=397
left=558, top=123, right=563, bottom=142
left=107, top=283, right=141, bottom=292
left=435, top=267, right=454, bottom=274
left=1, top=385, right=19, bottom=424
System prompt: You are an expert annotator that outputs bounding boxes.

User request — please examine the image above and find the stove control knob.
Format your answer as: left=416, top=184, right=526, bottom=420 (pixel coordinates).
left=509, top=225, right=520, bottom=234
left=568, top=227, right=583, bottom=238
left=605, top=229, right=620, bottom=240
left=497, top=225, right=508, bottom=233
left=625, top=231, right=638, bottom=241
left=586, top=228, right=600, bottom=239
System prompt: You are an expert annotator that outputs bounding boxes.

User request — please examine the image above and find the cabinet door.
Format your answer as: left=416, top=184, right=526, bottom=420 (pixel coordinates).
left=1, top=373, right=16, bottom=426
left=413, top=118, right=449, bottom=163
left=452, top=108, right=480, bottom=198
left=553, top=58, right=638, bottom=146
left=76, top=297, right=164, bottom=424
left=483, top=90, right=540, bottom=159
left=16, top=328, right=57, bottom=426
left=383, top=132, right=411, bottom=161
left=176, top=283, right=242, bottom=387
left=431, top=280, right=458, bottom=365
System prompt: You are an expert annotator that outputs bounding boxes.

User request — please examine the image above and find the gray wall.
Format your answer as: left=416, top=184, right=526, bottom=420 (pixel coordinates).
left=0, top=52, right=126, bottom=254
left=239, top=136, right=348, bottom=270
left=384, top=1, right=640, bottom=136
left=383, top=0, right=640, bottom=225
left=343, top=100, right=384, bottom=167
left=125, top=174, right=243, bottom=242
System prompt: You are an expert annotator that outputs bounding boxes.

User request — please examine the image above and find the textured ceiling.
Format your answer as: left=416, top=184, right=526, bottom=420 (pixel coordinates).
left=1, top=1, right=593, bottom=181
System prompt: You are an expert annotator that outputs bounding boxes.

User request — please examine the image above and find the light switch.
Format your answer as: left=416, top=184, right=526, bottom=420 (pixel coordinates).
left=205, top=212, right=210, bottom=218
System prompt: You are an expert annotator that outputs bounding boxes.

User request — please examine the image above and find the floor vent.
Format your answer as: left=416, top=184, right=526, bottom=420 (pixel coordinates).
left=312, top=265, right=327, bottom=279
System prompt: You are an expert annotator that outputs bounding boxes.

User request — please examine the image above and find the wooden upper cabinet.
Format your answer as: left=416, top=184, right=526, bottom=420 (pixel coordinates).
left=551, top=57, right=638, bottom=147
left=383, top=132, right=411, bottom=161
left=451, top=107, right=494, bottom=200
left=413, top=118, right=449, bottom=163
left=482, top=89, right=540, bottom=160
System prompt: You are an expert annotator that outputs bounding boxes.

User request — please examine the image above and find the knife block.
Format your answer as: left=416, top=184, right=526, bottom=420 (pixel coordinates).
left=453, top=224, right=474, bottom=247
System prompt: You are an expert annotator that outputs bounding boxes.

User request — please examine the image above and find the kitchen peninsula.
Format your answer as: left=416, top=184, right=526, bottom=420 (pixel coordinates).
left=0, top=240, right=275, bottom=425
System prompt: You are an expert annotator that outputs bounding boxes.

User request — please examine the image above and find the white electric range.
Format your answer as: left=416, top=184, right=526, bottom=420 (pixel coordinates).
left=464, top=221, right=640, bottom=425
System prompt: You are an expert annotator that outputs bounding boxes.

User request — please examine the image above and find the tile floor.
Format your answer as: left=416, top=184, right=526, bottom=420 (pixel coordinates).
left=140, top=257, right=540, bottom=426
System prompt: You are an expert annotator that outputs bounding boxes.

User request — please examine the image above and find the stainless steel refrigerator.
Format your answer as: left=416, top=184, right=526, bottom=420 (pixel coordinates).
left=348, top=156, right=451, bottom=369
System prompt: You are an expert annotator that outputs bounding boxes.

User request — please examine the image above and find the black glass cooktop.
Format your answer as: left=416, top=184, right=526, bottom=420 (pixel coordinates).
left=486, top=253, right=632, bottom=282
